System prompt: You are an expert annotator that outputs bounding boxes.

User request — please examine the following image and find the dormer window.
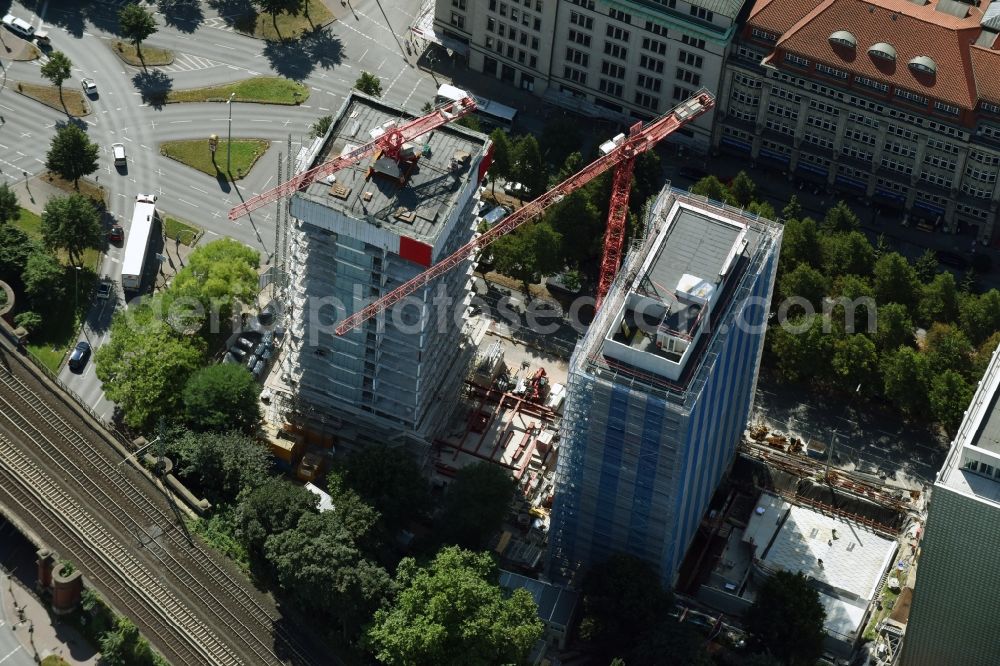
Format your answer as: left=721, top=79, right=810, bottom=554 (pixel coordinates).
left=908, top=55, right=937, bottom=75
left=828, top=30, right=856, bottom=48
left=868, top=42, right=897, bottom=62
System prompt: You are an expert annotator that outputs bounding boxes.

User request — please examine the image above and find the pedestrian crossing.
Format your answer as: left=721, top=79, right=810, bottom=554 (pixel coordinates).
left=157, top=53, right=222, bottom=73
left=202, top=17, right=236, bottom=33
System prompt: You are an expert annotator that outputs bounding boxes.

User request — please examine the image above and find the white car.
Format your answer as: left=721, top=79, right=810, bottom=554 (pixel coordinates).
left=81, top=78, right=97, bottom=95
left=96, top=279, right=112, bottom=300
left=111, top=143, right=126, bottom=167
left=2, top=14, right=34, bottom=39
left=504, top=181, right=528, bottom=197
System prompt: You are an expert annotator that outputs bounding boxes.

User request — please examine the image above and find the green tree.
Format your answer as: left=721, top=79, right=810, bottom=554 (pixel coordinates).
left=874, top=302, right=914, bottom=352
left=729, top=170, right=756, bottom=206
left=182, top=364, right=262, bottom=434
left=820, top=231, right=874, bottom=278
left=929, top=370, right=974, bottom=434
left=747, top=200, right=776, bottom=220
left=94, top=303, right=206, bottom=431
left=13, top=311, right=43, bottom=332
left=341, top=445, right=431, bottom=533
left=782, top=195, right=803, bottom=222
left=45, top=123, right=100, bottom=188
left=554, top=150, right=583, bottom=184
left=767, top=314, right=833, bottom=383
left=512, top=134, right=546, bottom=197
left=831, top=274, right=875, bottom=333
left=40, top=51, right=73, bottom=106
left=745, top=571, right=826, bottom=666
left=99, top=616, right=156, bottom=666
left=0, top=183, right=18, bottom=225
left=579, top=554, right=673, bottom=661
left=118, top=3, right=158, bottom=60
left=265, top=511, right=393, bottom=637
left=628, top=619, right=713, bottom=666
left=0, top=225, right=37, bottom=286
left=168, top=429, right=269, bottom=504
left=918, top=271, right=959, bottom=327
left=166, top=238, right=260, bottom=328
left=777, top=263, right=828, bottom=310
left=924, top=323, right=972, bottom=376
left=874, top=252, right=920, bottom=310
left=488, top=128, right=513, bottom=195
left=631, top=150, right=663, bottom=208
left=22, top=251, right=66, bottom=310
left=779, top=216, right=822, bottom=270
left=438, top=462, right=515, bottom=550
left=538, top=118, right=582, bottom=168
left=973, top=331, right=1000, bottom=375
left=310, top=115, right=333, bottom=139
left=545, top=189, right=603, bottom=266
left=880, top=346, right=930, bottom=416
left=914, top=249, right=939, bottom=283
left=235, top=478, right=318, bottom=568
left=40, top=194, right=102, bottom=266
left=689, top=175, right=735, bottom=204
left=492, top=221, right=562, bottom=296
left=354, top=71, right=383, bottom=97
left=958, top=290, right=1000, bottom=345
left=831, top=334, right=878, bottom=395
left=821, top=200, right=860, bottom=233
left=367, top=546, right=543, bottom=666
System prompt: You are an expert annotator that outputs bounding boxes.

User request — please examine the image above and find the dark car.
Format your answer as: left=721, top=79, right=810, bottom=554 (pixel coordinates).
left=68, top=341, right=91, bottom=372
left=108, top=224, right=124, bottom=244
left=935, top=250, right=969, bottom=270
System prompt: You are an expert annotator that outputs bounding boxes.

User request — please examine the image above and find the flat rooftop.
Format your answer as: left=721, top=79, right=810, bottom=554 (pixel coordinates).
left=939, top=341, right=1000, bottom=502
left=295, top=93, right=487, bottom=245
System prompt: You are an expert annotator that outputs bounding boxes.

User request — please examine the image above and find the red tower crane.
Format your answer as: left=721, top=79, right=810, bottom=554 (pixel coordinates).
left=227, top=95, right=478, bottom=220
left=335, top=90, right=715, bottom=335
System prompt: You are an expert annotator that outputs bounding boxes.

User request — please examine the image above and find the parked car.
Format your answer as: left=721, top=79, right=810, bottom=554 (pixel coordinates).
left=504, top=181, right=528, bottom=197
left=96, top=279, right=112, bottom=300
left=2, top=14, right=34, bottom=39
left=108, top=224, right=124, bottom=244
left=111, top=143, right=126, bottom=167
left=68, top=341, right=91, bottom=372
left=480, top=205, right=511, bottom=227
left=235, top=336, right=256, bottom=351
left=228, top=346, right=248, bottom=361
left=81, top=78, right=97, bottom=95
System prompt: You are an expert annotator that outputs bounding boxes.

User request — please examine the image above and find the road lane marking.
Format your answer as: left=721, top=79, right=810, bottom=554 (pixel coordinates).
left=178, top=198, right=199, bottom=207
left=190, top=185, right=209, bottom=194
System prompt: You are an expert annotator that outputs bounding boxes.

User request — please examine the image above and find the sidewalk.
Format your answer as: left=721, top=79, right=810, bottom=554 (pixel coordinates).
left=1, top=571, right=98, bottom=665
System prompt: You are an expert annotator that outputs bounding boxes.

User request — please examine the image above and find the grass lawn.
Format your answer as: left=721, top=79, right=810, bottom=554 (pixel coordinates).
left=110, top=39, right=174, bottom=67
left=41, top=656, right=71, bottom=666
left=160, top=138, right=269, bottom=182
left=42, top=172, right=108, bottom=207
left=163, top=216, right=202, bottom=246
left=234, top=0, right=333, bottom=41
left=13, top=81, right=88, bottom=116
left=166, top=77, right=309, bottom=105
left=13, top=206, right=101, bottom=373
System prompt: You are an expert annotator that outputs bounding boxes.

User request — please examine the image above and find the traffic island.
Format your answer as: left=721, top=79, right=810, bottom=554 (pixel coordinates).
left=160, top=138, right=270, bottom=182
left=163, top=216, right=202, bottom=246
left=11, top=81, right=89, bottom=117
left=229, top=0, right=334, bottom=41
left=109, top=39, right=173, bottom=67
left=164, top=77, right=309, bottom=105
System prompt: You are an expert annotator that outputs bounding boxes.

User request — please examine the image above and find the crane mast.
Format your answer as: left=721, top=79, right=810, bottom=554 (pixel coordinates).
left=227, top=96, right=478, bottom=220
left=335, top=90, right=715, bottom=335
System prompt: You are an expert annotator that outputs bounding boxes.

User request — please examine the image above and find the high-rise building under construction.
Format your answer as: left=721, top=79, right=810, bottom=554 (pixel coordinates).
left=547, top=187, right=782, bottom=585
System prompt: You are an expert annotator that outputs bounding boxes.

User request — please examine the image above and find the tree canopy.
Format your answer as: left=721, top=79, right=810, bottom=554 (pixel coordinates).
left=94, top=302, right=206, bottom=431
left=487, top=128, right=512, bottom=195
left=22, top=251, right=66, bottom=311
left=438, top=462, right=515, bottom=549
left=354, top=71, right=383, bottom=97
left=118, top=2, right=158, bottom=53
left=744, top=571, right=826, bottom=666
left=166, top=238, right=259, bottom=328
left=40, top=193, right=102, bottom=266
left=40, top=51, right=73, bottom=101
left=0, top=183, right=18, bottom=225
left=235, top=477, right=318, bottom=567
left=45, top=123, right=100, bottom=187
left=182, top=363, right=262, bottom=434
left=167, top=429, right=269, bottom=504
left=490, top=221, right=563, bottom=296
left=340, top=445, right=431, bottom=533
left=366, top=546, right=543, bottom=666
left=511, top=134, right=546, bottom=198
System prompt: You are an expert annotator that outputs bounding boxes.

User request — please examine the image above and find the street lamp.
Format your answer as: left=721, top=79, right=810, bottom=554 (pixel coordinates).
left=226, top=92, right=236, bottom=177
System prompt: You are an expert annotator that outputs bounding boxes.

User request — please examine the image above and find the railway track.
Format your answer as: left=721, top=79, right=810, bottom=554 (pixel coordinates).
left=0, top=355, right=321, bottom=666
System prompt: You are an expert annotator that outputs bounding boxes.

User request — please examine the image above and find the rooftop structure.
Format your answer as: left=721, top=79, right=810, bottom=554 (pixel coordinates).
left=498, top=570, right=579, bottom=650
left=547, top=187, right=781, bottom=586
left=901, top=340, right=1000, bottom=666
left=276, top=92, right=491, bottom=448
left=718, top=0, right=1000, bottom=244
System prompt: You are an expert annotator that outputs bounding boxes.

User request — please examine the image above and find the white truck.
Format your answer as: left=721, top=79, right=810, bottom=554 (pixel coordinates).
left=120, top=194, right=157, bottom=292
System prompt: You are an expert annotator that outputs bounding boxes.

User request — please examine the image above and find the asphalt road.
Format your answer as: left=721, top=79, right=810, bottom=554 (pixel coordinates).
left=0, top=0, right=436, bottom=421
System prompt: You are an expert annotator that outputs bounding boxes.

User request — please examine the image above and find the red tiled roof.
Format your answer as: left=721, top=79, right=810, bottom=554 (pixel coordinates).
left=971, top=44, right=1000, bottom=106
left=747, top=0, right=991, bottom=110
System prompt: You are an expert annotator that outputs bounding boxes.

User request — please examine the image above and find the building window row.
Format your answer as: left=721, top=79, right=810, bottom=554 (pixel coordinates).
left=884, top=140, right=915, bottom=158
left=962, top=183, right=993, bottom=199
left=681, top=34, right=706, bottom=50
left=646, top=20, right=668, bottom=38
left=957, top=202, right=990, bottom=219
left=842, top=144, right=873, bottom=162
left=855, top=76, right=888, bottom=93
left=640, top=54, right=665, bottom=73
left=925, top=154, right=956, bottom=171
left=934, top=101, right=960, bottom=116
left=452, top=0, right=466, bottom=8
left=569, top=11, right=593, bottom=29
left=723, top=126, right=752, bottom=141
left=762, top=139, right=791, bottom=155
left=679, top=50, right=703, bottom=68
left=920, top=171, right=950, bottom=188
left=489, top=20, right=540, bottom=48
left=604, top=41, right=628, bottom=59
left=566, top=0, right=593, bottom=8
left=673, top=85, right=694, bottom=101
left=889, top=108, right=925, bottom=126
left=736, top=45, right=763, bottom=64
left=772, top=85, right=800, bottom=103
left=887, top=123, right=917, bottom=141
left=568, top=29, right=591, bottom=46
left=965, top=166, right=998, bottom=183
left=734, top=73, right=762, bottom=89
left=927, top=119, right=964, bottom=139
left=802, top=152, right=830, bottom=167
left=816, top=63, right=848, bottom=79
left=642, top=36, right=667, bottom=55
left=751, top=27, right=776, bottom=42
left=637, top=73, right=662, bottom=92
left=970, top=150, right=1000, bottom=165
left=845, top=128, right=875, bottom=145
left=731, top=89, right=759, bottom=106
left=607, top=25, right=630, bottom=42
left=982, top=124, right=1000, bottom=139
left=810, top=99, right=839, bottom=115
left=806, top=115, right=836, bottom=132
left=566, top=47, right=588, bottom=66
left=677, top=67, right=701, bottom=86
left=690, top=6, right=714, bottom=21
left=599, top=78, right=624, bottom=97
left=784, top=52, right=809, bottom=68
left=881, top=157, right=913, bottom=175
left=563, top=66, right=587, bottom=84
left=848, top=95, right=884, bottom=113
left=767, top=101, right=798, bottom=120
left=982, top=101, right=1000, bottom=115
left=838, top=164, right=868, bottom=179
left=895, top=88, right=928, bottom=106
left=810, top=81, right=845, bottom=101
left=847, top=111, right=875, bottom=128
left=450, top=12, right=465, bottom=29
left=609, top=8, right=631, bottom=23
left=729, top=107, right=757, bottom=122
left=765, top=118, right=794, bottom=136
left=876, top=177, right=908, bottom=194
left=808, top=133, right=838, bottom=149
left=634, top=91, right=659, bottom=109
left=602, top=61, right=626, bottom=79
left=916, top=192, right=948, bottom=207
left=928, top=138, right=959, bottom=155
